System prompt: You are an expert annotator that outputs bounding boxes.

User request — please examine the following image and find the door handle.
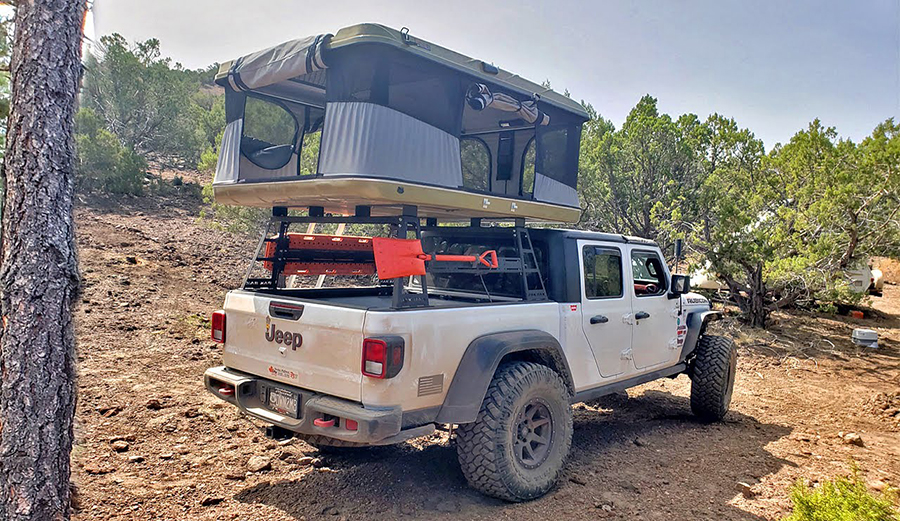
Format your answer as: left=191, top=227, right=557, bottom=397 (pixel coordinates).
left=634, top=311, right=650, bottom=320
left=590, top=315, right=609, bottom=324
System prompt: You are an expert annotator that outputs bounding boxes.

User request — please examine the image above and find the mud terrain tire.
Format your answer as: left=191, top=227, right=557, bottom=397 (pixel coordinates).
left=690, top=334, right=737, bottom=422
left=456, top=362, right=573, bottom=502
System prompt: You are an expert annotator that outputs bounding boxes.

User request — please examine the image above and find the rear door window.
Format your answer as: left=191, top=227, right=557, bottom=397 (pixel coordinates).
left=583, top=246, right=623, bottom=299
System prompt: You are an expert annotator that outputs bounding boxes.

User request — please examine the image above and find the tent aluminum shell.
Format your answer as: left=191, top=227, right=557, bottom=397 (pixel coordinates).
left=212, top=23, right=587, bottom=222
left=213, top=176, right=581, bottom=222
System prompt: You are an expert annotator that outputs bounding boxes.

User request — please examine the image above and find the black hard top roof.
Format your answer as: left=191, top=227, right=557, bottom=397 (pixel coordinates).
left=423, top=225, right=659, bottom=247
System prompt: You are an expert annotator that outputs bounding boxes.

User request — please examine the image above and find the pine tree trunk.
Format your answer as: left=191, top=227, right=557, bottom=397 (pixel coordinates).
left=746, top=262, right=768, bottom=328
left=0, top=1, right=85, bottom=520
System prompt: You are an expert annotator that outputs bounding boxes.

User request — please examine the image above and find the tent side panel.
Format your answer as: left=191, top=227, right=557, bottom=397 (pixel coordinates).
left=238, top=153, right=298, bottom=181
left=318, top=102, right=463, bottom=187
left=532, top=173, right=579, bottom=207
left=214, top=119, right=243, bottom=184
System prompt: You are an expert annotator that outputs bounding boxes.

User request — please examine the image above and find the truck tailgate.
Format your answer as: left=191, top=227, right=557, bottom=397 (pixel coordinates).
left=221, top=291, right=364, bottom=402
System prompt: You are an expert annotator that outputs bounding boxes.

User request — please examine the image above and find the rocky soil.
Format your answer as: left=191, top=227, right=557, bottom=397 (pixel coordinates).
left=70, top=182, right=900, bottom=520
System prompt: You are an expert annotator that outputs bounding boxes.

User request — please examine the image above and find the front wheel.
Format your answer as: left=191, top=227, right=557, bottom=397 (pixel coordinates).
left=455, top=362, right=573, bottom=502
left=689, top=334, right=737, bottom=422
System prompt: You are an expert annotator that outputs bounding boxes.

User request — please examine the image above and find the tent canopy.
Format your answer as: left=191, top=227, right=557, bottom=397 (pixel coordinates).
left=216, top=24, right=589, bottom=120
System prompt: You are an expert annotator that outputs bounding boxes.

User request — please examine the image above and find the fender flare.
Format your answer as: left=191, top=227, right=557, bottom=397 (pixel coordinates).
left=434, top=330, right=573, bottom=424
left=681, top=310, right=721, bottom=360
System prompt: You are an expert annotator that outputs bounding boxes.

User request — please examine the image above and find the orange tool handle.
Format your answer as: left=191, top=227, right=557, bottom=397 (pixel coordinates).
left=429, top=254, right=476, bottom=262
left=418, top=250, right=499, bottom=268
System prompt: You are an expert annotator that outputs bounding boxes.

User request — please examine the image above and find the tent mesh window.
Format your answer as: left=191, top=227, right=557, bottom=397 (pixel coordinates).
left=521, top=137, right=536, bottom=197
left=536, top=122, right=580, bottom=191
left=460, top=137, right=491, bottom=191
left=241, top=96, right=298, bottom=170
left=327, top=46, right=464, bottom=135
left=299, top=128, right=322, bottom=176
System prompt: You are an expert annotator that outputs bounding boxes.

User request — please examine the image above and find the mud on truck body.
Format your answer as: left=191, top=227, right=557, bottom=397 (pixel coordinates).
left=204, top=23, right=737, bottom=502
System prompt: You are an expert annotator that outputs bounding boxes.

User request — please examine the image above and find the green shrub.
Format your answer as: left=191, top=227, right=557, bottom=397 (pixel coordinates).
left=197, top=144, right=219, bottom=174
left=81, top=35, right=215, bottom=168
left=198, top=182, right=268, bottom=234
left=75, top=108, right=148, bottom=195
left=196, top=126, right=273, bottom=234
left=784, top=468, right=899, bottom=521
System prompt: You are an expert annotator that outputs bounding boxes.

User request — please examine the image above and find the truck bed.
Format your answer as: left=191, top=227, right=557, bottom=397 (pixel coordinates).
left=220, top=285, right=561, bottom=406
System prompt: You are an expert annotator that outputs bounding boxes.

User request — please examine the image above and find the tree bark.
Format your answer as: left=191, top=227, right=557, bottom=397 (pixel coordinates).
left=0, top=1, right=84, bottom=520
left=746, top=262, right=768, bottom=328
left=723, top=262, right=769, bottom=328
left=839, top=212, right=858, bottom=269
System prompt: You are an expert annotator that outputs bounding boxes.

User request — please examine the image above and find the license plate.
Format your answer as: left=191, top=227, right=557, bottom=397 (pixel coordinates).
left=267, top=387, right=299, bottom=418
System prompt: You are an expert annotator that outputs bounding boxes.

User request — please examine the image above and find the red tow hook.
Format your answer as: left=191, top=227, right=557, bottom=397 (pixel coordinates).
left=218, top=386, right=235, bottom=397
left=313, top=417, right=335, bottom=428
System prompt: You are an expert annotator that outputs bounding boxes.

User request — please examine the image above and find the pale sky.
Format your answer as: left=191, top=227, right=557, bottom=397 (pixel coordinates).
left=92, top=0, right=900, bottom=150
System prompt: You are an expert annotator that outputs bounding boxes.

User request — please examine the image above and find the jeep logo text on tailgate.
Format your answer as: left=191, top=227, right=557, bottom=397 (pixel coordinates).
left=265, top=321, right=302, bottom=350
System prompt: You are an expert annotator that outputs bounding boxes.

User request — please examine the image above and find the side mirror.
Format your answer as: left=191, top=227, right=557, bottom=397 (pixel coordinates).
left=668, top=274, right=690, bottom=299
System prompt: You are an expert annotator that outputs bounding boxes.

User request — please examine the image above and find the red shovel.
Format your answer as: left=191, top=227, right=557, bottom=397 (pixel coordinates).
left=372, top=237, right=498, bottom=279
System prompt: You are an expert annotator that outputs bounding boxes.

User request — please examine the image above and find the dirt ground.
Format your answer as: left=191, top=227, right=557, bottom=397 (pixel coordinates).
left=70, top=182, right=900, bottom=521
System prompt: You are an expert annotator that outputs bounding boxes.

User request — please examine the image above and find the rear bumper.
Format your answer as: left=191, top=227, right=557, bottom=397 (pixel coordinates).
left=204, top=366, right=418, bottom=444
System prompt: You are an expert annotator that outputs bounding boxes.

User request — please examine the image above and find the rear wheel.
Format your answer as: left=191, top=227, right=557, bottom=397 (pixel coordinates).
left=689, top=334, right=737, bottom=422
left=456, top=362, right=573, bottom=502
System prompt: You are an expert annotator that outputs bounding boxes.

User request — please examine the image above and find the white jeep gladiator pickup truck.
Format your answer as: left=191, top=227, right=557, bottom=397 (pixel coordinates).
left=205, top=223, right=735, bottom=502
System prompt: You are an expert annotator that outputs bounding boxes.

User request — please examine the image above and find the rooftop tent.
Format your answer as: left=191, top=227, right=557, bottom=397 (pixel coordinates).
left=212, top=23, right=590, bottom=222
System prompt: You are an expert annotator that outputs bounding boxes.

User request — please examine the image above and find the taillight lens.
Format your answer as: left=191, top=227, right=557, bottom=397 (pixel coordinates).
left=362, top=339, right=386, bottom=377
left=211, top=310, right=226, bottom=343
left=362, top=336, right=404, bottom=379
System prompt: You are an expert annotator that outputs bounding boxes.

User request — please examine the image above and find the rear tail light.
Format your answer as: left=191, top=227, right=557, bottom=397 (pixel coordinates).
left=345, top=419, right=358, bottom=431
left=361, top=336, right=404, bottom=379
left=211, top=310, right=226, bottom=343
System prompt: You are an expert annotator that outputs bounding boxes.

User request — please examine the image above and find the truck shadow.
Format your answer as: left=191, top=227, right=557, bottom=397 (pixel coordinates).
left=235, top=385, right=792, bottom=520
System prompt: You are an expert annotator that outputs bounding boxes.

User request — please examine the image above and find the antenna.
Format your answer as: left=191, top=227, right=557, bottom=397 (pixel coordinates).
left=674, top=238, right=683, bottom=274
